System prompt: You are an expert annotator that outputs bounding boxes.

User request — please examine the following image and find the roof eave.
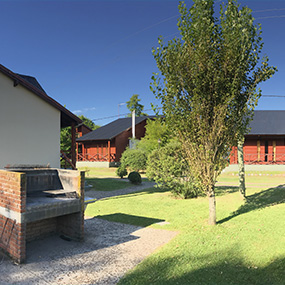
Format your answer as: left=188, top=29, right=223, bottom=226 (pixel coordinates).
left=0, top=64, right=82, bottom=128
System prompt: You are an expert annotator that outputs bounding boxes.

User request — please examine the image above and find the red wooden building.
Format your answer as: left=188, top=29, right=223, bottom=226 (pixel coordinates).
left=76, top=123, right=92, bottom=138
left=76, top=116, right=154, bottom=163
left=76, top=111, right=285, bottom=166
left=230, top=110, right=285, bottom=164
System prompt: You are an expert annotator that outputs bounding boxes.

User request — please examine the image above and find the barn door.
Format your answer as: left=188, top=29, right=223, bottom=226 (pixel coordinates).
left=263, top=140, right=276, bottom=163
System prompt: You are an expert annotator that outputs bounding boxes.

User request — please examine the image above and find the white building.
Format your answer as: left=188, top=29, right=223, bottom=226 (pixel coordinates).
left=0, top=64, right=81, bottom=169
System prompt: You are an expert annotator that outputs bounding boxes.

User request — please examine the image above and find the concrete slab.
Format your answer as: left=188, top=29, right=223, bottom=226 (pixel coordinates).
left=223, top=164, right=285, bottom=172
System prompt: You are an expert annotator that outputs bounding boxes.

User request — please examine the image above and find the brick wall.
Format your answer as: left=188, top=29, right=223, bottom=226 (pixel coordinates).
left=0, top=169, right=85, bottom=263
left=0, top=170, right=26, bottom=263
left=26, top=218, right=57, bottom=242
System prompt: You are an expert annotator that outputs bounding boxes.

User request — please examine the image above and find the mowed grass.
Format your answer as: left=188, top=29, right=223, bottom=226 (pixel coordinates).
left=78, top=167, right=148, bottom=179
left=78, top=167, right=118, bottom=178
left=81, top=167, right=147, bottom=191
left=80, top=167, right=129, bottom=191
left=86, top=172, right=285, bottom=285
left=86, top=177, right=129, bottom=191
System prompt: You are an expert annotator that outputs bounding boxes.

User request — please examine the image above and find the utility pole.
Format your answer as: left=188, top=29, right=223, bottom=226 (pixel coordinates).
left=132, top=110, right=135, bottom=138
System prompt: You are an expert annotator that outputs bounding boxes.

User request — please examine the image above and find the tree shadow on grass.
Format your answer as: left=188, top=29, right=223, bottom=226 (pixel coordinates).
left=218, top=185, right=285, bottom=224
left=103, top=186, right=169, bottom=201
left=119, top=247, right=285, bottom=285
left=96, top=213, right=165, bottom=227
left=215, top=186, right=239, bottom=196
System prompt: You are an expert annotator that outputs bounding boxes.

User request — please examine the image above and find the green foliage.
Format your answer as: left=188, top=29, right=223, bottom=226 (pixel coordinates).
left=137, top=117, right=170, bottom=155
left=60, top=126, right=71, bottom=153
left=78, top=115, right=100, bottom=130
left=151, top=0, right=277, bottom=224
left=147, top=141, right=202, bottom=199
left=121, top=148, right=148, bottom=172
left=128, top=171, right=142, bottom=184
left=116, top=165, right=128, bottom=179
left=126, top=94, right=148, bottom=117
left=61, top=115, right=99, bottom=155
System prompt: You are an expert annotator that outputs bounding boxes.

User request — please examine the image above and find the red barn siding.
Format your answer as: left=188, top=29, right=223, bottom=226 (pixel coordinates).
left=230, top=135, right=285, bottom=165
left=115, top=130, right=131, bottom=162
left=79, top=140, right=116, bottom=162
left=114, top=119, right=147, bottom=162
left=77, top=125, right=92, bottom=138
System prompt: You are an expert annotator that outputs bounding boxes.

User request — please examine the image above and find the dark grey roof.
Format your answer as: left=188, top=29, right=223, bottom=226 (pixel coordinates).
left=77, top=111, right=285, bottom=141
left=77, top=116, right=155, bottom=141
left=17, top=74, right=47, bottom=94
left=248, top=110, right=285, bottom=135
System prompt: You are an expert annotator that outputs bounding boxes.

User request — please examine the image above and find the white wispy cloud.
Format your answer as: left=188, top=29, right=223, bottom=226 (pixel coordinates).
left=73, top=107, right=96, bottom=115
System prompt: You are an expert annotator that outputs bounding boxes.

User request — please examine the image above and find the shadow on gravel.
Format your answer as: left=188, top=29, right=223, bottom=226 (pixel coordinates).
left=25, top=217, right=142, bottom=264
left=96, top=213, right=165, bottom=227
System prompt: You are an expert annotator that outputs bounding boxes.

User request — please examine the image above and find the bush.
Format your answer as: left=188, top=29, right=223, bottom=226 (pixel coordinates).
left=116, top=165, right=128, bottom=178
left=120, top=148, right=147, bottom=172
left=128, top=171, right=142, bottom=184
left=147, top=141, right=202, bottom=199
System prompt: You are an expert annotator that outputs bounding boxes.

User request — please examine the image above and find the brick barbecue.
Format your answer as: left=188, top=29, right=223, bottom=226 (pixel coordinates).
left=0, top=168, right=85, bottom=263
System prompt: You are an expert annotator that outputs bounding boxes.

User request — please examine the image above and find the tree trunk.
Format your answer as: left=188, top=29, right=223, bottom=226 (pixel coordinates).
left=237, top=138, right=246, bottom=198
left=208, top=186, right=216, bottom=225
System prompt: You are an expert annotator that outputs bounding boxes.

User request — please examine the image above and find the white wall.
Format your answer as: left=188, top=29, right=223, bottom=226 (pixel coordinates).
left=0, top=73, right=61, bottom=169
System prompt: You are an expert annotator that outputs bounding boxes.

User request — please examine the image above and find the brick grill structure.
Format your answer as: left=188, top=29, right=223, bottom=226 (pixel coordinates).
left=0, top=169, right=85, bottom=263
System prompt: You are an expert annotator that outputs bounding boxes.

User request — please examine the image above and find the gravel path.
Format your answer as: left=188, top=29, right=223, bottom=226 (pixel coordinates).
left=1, top=181, right=177, bottom=285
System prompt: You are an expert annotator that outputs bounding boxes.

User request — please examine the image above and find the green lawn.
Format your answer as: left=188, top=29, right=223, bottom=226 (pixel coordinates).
left=86, top=172, right=285, bottom=285
left=78, top=167, right=148, bottom=179
left=86, top=177, right=129, bottom=191
left=78, top=167, right=118, bottom=178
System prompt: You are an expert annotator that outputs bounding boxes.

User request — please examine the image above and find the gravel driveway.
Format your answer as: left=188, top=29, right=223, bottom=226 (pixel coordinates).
left=1, top=182, right=177, bottom=285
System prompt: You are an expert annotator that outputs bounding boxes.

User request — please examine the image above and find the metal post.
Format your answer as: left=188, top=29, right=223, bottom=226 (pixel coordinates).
left=71, top=122, right=76, bottom=169
left=132, top=110, right=135, bottom=139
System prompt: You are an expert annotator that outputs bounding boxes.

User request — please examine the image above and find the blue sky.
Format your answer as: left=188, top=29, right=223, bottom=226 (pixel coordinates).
left=1, top=0, right=284, bottom=126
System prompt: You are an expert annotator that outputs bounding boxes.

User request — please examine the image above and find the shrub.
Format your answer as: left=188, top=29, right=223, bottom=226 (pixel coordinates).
left=147, top=141, right=202, bottom=199
left=128, top=171, right=142, bottom=184
left=116, top=165, right=128, bottom=179
left=120, top=148, right=147, bottom=172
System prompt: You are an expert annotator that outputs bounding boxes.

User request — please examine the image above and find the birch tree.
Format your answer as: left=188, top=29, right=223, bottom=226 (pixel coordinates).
left=151, top=0, right=276, bottom=225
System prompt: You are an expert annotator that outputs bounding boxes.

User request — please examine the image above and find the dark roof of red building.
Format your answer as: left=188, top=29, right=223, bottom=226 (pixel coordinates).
left=248, top=110, right=285, bottom=135
left=0, top=64, right=82, bottom=128
left=77, top=110, right=285, bottom=142
left=77, top=116, right=155, bottom=141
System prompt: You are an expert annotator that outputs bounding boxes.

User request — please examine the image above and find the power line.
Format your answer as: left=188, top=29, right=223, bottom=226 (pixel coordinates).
left=253, top=8, right=285, bottom=13
left=91, top=95, right=285, bottom=123
left=255, top=15, right=285, bottom=20
left=261, top=95, right=285, bottom=98
left=91, top=107, right=161, bottom=122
